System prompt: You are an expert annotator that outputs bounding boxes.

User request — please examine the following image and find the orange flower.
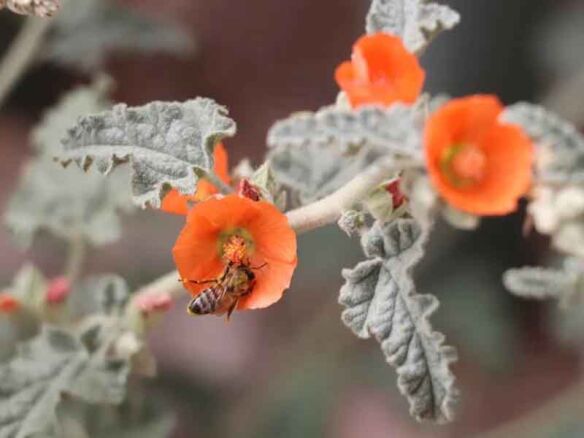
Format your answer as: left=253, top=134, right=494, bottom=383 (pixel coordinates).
left=335, top=33, right=425, bottom=108
left=173, top=194, right=297, bottom=310
left=425, top=95, right=533, bottom=215
left=0, top=293, right=20, bottom=313
left=161, top=143, right=231, bottom=215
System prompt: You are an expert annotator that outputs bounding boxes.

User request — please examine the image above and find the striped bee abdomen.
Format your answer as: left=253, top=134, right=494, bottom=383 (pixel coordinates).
left=188, top=287, right=223, bottom=315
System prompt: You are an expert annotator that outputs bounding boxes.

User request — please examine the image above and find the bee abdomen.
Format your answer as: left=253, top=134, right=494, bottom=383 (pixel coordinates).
left=188, top=288, right=220, bottom=315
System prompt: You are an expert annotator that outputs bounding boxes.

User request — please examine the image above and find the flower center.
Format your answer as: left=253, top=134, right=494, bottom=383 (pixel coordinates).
left=220, top=230, right=254, bottom=264
left=440, top=143, right=486, bottom=188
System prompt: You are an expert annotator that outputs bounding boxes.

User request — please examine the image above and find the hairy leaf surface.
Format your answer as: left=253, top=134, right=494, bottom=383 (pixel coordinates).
left=502, top=103, right=584, bottom=183
left=45, top=0, right=192, bottom=71
left=59, top=98, right=236, bottom=208
left=366, top=0, right=460, bottom=53
left=267, top=105, right=420, bottom=204
left=339, top=219, right=458, bottom=423
left=267, top=104, right=421, bottom=158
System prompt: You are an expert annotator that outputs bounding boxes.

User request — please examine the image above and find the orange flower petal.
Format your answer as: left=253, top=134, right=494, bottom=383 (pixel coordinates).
left=425, top=95, right=533, bottom=216
left=238, top=257, right=297, bottom=309
left=161, top=143, right=230, bottom=215
left=335, top=33, right=425, bottom=108
left=0, top=294, right=20, bottom=313
left=172, top=194, right=297, bottom=312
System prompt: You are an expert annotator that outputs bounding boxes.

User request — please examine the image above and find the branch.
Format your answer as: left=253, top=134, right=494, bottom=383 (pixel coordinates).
left=0, top=16, right=54, bottom=108
left=286, top=157, right=396, bottom=233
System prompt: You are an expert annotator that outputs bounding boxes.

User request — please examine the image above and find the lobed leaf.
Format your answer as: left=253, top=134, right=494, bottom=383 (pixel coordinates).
left=502, top=103, right=584, bottom=183
left=267, top=104, right=420, bottom=204
left=267, top=104, right=421, bottom=158
left=366, top=0, right=460, bottom=53
left=59, top=98, right=237, bottom=209
left=45, top=0, right=193, bottom=71
left=503, top=266, right=578, bottom=301
left=339, top=219, right=458, bottom=423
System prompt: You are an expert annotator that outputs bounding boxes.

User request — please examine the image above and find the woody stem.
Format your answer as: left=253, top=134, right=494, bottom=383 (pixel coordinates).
left=0, top=17, right=53, bottom=109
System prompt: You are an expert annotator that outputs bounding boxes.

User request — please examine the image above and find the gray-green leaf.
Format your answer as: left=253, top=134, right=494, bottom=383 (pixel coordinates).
left=5, top=80, right=132, bottom=248
left=267, top=105, right=419, bottom=204
left=45, top=0, right=193, bottom=71
left=502, top=103, right=584, bottom=183
left=339, top=219, right=458, bottom=423
left=0, top=327, right=87, bottom=438
left=267, top=104, right=421, bottom=159
left=33, top=77, right=112, bottom=157
left=59, top=98, right=237, bottom=208
left=366, top=0, right=460, bottom=53
left=5, top=158, right=132, bottom=247
left=503, top=266, right=579, bottom=301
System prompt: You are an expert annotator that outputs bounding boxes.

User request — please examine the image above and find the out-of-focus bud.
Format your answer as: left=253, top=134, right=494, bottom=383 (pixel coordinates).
left=135, top=292, right=173, bottom=315
left=0, top=293, right=20, bottom=313
left=45, top=276, right=71, bottom=304
left=129, top=291, right=173, bottom=335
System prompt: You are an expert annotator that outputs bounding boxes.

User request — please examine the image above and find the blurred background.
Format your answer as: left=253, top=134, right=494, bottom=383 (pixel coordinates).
left=1, top=0, right=584, bottom=436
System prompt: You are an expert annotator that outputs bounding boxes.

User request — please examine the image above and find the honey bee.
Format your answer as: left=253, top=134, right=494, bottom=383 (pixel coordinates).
left=184, top=261, right=265, bottom=319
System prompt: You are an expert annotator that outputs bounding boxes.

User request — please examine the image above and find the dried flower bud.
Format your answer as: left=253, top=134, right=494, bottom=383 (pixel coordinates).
left=0, top=293, right=20, bottom=313
left=237, top=179, right=262, bottom=201
left=5, top=0, right=60, bottom=17
left=385, top=179, right=407, bottom=209
left=45, top=276, right=71, bottom=304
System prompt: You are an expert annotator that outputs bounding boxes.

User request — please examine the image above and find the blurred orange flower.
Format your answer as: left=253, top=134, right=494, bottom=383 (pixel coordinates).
left=173, top=194, right=297, bottom=310
left=335, top=33, right=425, bottom=108
left=161, top=143, right=231, bottom=215
left=425, top=95, right=533, bottom=215
left=0, top=293, right=20, bottom=313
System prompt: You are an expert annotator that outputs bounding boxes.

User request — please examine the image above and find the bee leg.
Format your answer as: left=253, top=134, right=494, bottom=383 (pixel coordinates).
left=250, top=262, right=268, bottom=270
left=226, top=298, right=239, bottom=321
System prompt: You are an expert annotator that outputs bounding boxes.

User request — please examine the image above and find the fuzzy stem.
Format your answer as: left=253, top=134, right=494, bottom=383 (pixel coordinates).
left=64, top=235, right=87, bottom=285
left=0, top=17, right=53, bottom=108
left=286, top=157, right=396, bottom=233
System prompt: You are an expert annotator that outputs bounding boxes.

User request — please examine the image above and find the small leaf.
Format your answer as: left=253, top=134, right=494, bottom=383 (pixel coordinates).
left=250, top=161, right=286, bottom=210
left=267, top=104, right=421, bottom=159
left=366, top=0, right=460, bottom=53
left=503, top=266, right=578, bottom=301
left=339, top=219, right=458, bottom=423
left=10, top=264, right=47, bottom=308
left=44, top=0, right=193, bottom=71
left=59, top=98, right=237, bottom=208
left=502, top=103, right=584, bottom=183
